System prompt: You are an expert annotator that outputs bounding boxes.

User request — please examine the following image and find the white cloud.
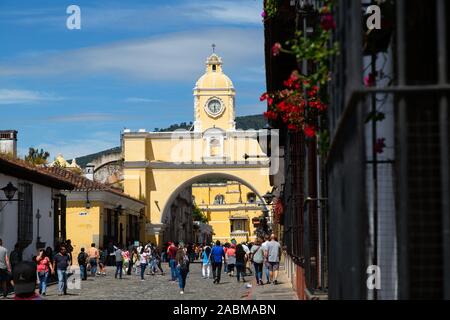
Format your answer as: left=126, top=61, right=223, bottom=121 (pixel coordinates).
left=181, top=0, right=262, bottom=25
left=125, top=97, right=161, bottom=103
left=0, top=28, right=264, bottom=82
left=0, top=1, right=262, bottom=29
left=47, top=113, right=125, bottom=123
left=0, top=89, right=63, bottom=104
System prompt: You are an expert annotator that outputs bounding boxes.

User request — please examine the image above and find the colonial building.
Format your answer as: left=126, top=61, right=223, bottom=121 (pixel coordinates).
left=48, top=166, right=145, bottom=254
left=0, top=137, right=75, bottom=260
left=122, top=52, right=272, bottom=244
left=192, top=181, right=264, bottom=243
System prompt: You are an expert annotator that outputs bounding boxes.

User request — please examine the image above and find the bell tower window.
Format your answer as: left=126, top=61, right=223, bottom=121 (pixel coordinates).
left=212, top=65, right=217, bottom=72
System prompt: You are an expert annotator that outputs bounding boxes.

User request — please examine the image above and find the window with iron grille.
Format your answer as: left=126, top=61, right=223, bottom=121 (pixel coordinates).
left=17, top=182, right=33, bottom=247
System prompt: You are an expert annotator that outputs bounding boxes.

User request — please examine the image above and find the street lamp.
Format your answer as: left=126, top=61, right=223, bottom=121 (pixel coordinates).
left=1, top=182, right=18, bottom=201
left=262, top=191, right=275, bottom=205
left=36, top=209, right=46, bottom=249
left=0, top=182, right=20, bottom=212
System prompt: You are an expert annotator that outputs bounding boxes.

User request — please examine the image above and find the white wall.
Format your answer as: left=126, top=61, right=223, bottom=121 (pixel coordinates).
left=0, top=173, right=55, bottom=261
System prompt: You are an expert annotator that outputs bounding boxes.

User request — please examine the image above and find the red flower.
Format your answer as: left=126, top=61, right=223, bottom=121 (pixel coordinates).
left=320, top=13, right=336, bottom=31
left=260, top=93, right=268, bottom=102
left=288, top=123, right=299, bottom=131
left=304, top=125, right=316, bottom=137
left=374, top=138, right=386, bottom=154
left=364, top=73, right=376, bottom=87
left=277, top=101, right=288, bottom=112
left=272, top=42, right=282, bottom=56
left=264, top=111, right=278, bottom=120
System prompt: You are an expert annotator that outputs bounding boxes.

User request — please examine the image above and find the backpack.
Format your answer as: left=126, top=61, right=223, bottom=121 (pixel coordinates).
left=78, top=252, right=87, bottom=265
left=180, top=254, right=190, bottom=271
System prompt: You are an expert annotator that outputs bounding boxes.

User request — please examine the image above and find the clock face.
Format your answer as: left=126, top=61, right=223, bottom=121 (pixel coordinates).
left=206, top=99, right=223, bottom=116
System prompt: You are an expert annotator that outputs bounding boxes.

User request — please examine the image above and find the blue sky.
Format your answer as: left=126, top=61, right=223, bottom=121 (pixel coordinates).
left=0, top=0, right=266, bottom=159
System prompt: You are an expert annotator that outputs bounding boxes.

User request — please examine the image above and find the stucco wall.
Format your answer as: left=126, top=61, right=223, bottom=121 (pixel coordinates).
left=0, top=173, right=55, bottom=261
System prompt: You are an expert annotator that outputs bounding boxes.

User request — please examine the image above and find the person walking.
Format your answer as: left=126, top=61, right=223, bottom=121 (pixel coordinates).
left=131, top=248, right=139, bottom=275
left=127, top=242, right=135, bottom=275
left=211, top=240, right=225, bottom=284
left=226, top=244, right=236, bottom=277
left=223, top=243, right=230, bottom=274
left=65, top=239, right=74, bottom=266
left=167, top=242, right=178, bottom=282
left=250, top=238, right=264, bottom=285
left=0, top=239, right=12, bottom=299
left=53, top=245, right=71, bottom=296
left=122, top=248, right=130, bottom=274
left=201, top=245, right=211, bottom=279
left=235, top=244, right=247, bottom=282
left=264, top=234, right=282, bottom=285
left=36, top=248, right=54, bottom=295
left=9, top=243, right=22, bottom=272
left=261, top=235, right=271, bottom=284
left=151, top=247, right=164, bottom=275
left=87, top=243, right=99, bottom=277
left=176, top=242, right=190, bottom=294
left=98, top=247, right=107, bottom=275
left=77, top=248, right=88, bottom=281
left=114, top=246, right=124, bottom=279
left=139, top=247, right=149, bottom=281
left=242, top=242, right=252, bottom=276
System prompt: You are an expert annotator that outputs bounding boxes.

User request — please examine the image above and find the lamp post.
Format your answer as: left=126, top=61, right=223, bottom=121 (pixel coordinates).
left=85, top=190, right=91, bottom=209
left=0, top=182, right=20, bottom=212
left=35, top=209, right=46, bottom=249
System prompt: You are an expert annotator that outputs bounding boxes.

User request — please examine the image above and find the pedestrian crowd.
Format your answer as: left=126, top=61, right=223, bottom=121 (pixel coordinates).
left=0, top=234, right=282, bottom=299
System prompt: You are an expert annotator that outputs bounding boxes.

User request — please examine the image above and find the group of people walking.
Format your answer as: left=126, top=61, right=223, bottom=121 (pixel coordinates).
left=199, top=234, right=282, bottom=286
left=0, top=238, right=77, bottom=299
left=0, top=234, right=281, bottom=299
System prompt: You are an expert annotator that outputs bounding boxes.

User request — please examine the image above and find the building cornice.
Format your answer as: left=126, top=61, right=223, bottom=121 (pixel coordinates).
left=124, top=161, right=270, bottom=169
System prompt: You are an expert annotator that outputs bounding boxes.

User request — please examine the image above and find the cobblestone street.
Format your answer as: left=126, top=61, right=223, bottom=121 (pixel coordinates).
left=41, top=262, right=296, bottom=300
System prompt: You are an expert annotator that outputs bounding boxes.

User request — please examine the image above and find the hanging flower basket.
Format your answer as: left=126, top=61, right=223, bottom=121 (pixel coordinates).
left=273, top=198, right=284, bottom=224
left=262, top=71, right=328, bottom=137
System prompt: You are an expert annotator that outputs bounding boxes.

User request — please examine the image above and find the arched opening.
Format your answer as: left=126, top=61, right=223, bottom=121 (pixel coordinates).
left=214, top=194, right=225, bottom=204
left=160, top=173, right=270, bottom=245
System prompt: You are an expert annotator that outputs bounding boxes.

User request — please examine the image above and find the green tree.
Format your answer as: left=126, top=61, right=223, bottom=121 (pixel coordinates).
left=192, top=205, right=208, bottom=223
left=25, top=147, right=50, bottom=165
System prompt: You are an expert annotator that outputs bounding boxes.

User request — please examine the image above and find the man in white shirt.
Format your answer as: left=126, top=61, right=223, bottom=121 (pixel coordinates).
left=264, top=234, right=282, bottom=285
left=260, top=235, right=271, bottom=284
left=241, top=243, right=252, bottom=276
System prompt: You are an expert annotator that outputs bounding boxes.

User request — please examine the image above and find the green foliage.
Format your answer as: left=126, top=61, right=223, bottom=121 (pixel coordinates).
left=265, top=0, right=281, bottom=18
left=317, top=130, right=330, bottom=158
left=192, top=205, right=208, bottom=223
left=24, top=147, right=50, bottom=165
left=286, top=30, right=339, bottom=86
left=365, top=111, right=386, bottom=124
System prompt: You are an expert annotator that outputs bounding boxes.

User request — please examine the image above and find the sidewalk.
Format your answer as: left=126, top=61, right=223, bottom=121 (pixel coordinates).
left=241, top=264, right=298, bottom=300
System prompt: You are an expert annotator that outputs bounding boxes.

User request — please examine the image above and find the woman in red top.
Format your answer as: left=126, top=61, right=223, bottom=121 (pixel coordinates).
left=36, top=249, right=54, bottom=296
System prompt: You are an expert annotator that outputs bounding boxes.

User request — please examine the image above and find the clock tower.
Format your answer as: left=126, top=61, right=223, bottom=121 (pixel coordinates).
left=193, top=52, right=236, bottom=132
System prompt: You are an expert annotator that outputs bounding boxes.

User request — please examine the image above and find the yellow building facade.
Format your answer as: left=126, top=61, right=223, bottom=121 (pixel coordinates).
left=192, top=181, right=264, bottom=243
left=48, top=165, right=145, bottom=259
left=122, top=53, right=272, bottom=244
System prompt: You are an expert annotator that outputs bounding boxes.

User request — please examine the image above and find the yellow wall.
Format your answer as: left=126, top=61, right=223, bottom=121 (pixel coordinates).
left=192, top=182, right=263, bottom=243
left=66, top=200, right=141, bottom=261
left=66, top=201, right=102, bottom=262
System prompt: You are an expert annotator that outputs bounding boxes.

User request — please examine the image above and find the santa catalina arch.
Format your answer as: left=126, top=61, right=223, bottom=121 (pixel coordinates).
left=122, top=53, right=272, bottom=244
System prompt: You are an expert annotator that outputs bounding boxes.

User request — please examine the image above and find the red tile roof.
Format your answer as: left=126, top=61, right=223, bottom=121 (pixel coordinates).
left=0, top=153, right=76, bottom=190
left=46, top=166, right=145, bottom=205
